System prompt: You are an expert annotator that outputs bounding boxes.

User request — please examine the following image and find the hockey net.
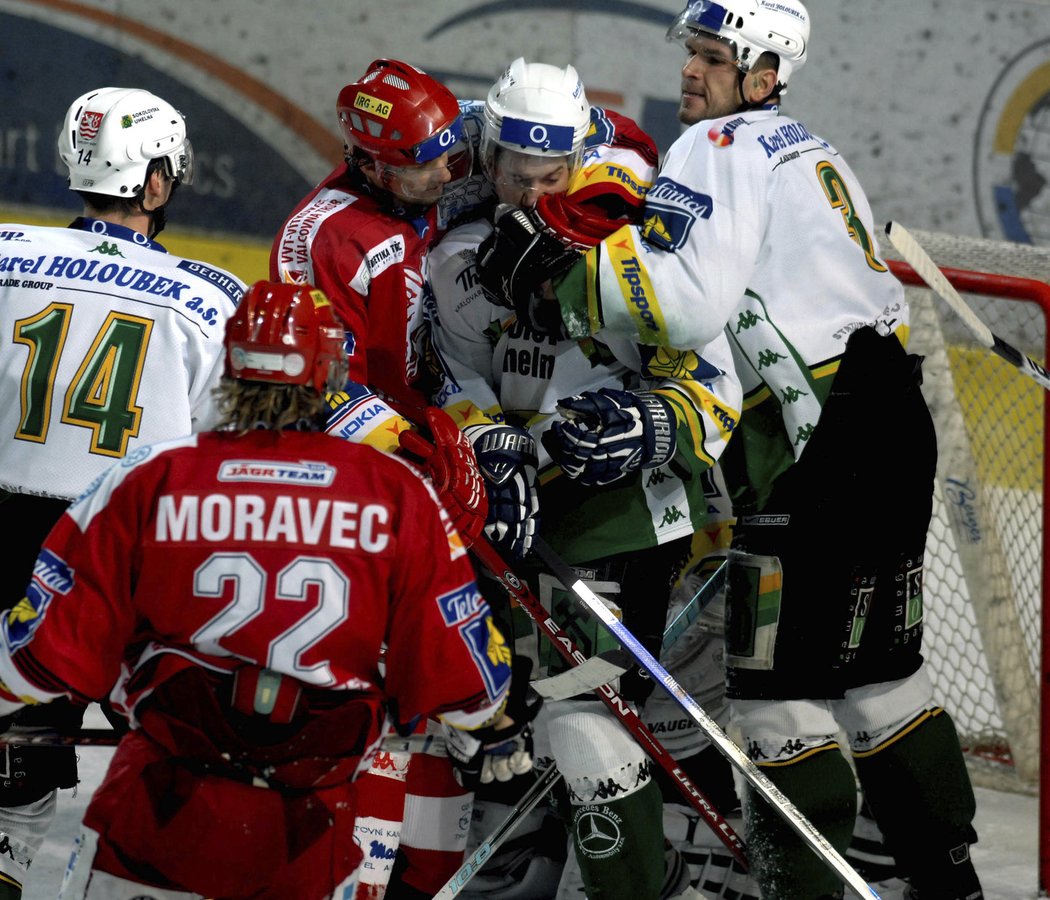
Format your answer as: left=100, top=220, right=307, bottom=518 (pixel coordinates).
left=881, top=229, right=1047, bottom=804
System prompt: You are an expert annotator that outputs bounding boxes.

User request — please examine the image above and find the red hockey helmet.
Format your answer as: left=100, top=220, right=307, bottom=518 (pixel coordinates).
left=224, top=281, right=348, bottom=394
left=337, top=59, right=471, bottom=179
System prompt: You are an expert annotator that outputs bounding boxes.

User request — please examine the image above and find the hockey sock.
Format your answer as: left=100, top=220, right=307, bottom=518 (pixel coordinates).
left=853, top=709, right=983, bottom=900
left=744, top=748, right=857, bottom=900
left=568, top=777, right=665, bottom=900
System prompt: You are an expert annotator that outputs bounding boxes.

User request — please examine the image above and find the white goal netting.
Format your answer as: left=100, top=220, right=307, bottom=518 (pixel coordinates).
left=883, top=229, right=1049, bottom=795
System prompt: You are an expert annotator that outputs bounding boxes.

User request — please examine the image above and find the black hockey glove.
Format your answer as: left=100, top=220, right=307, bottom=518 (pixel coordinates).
left=441, top=658, right=543, bottom=790
left=476, top=204, right=580, bottom=333
left=542, top=388, right=677, bottom=487
left=465, top=422, right=539, bottom=558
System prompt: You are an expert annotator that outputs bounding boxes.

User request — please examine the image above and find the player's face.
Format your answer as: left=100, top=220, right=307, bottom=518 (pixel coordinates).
left=378, top=154, right=455, bottom=205
left=679, top=35, right=745, bottom=124
left=493, top=151, right=571, bottom=208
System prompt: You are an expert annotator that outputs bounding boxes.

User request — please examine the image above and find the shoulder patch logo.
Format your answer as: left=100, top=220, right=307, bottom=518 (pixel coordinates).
left=641, top=177, right=713, bottom=252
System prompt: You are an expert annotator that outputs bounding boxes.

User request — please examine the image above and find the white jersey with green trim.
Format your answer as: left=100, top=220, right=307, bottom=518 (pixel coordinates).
left=567, top=106, right=907, bottom=471
left=0, top=219, right=243, bottom=500
left=429, top=217, right=742, bottom=561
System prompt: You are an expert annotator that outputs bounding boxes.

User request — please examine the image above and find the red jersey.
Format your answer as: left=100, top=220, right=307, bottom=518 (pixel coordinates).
left=0, top=429, right=511, bottom=736
left=270, top=165, right=438, bottom=417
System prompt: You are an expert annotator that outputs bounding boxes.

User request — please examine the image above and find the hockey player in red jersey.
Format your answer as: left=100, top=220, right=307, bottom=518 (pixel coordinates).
left=270, top=58, right=474, bottom=432
left=0, top=281, right=535, bottom=900
left=269, top=60, right=537, bottom=900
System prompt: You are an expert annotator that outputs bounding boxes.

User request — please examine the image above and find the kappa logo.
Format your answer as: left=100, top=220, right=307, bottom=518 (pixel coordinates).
left=89, top=241, right=125, bottom=257
left=574, top=807, right=624, bottom=859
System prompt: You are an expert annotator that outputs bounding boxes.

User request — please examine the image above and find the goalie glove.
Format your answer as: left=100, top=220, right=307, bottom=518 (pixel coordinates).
left=441, top=658, right=542, bottom=790
left=465, top=422, right=540, bottom=559
left=541, top=388, right=677, bottom=487
left=398, top=407, right=488, bottom=546
left=476, top=203, right=580, bottom=334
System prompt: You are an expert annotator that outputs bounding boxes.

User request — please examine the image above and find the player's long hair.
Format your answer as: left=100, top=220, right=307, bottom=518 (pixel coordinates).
left=213, top=379, right=328, bottom=434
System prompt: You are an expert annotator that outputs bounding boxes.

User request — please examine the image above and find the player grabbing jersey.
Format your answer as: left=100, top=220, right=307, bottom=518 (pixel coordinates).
left=478, top=3, right=985, bottom=898
left=429, top=58, right=742, bottom=900
left=0, top=85, right=243, bottom=900
left=0, top=281, right=530, bottom=900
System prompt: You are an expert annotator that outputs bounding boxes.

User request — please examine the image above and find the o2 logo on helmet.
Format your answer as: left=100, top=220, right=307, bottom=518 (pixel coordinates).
left=415, top=116, right=465, bottom=163
left=353, top=91, right=392, bottom=119
left=499, top=117, right=574, bottom=152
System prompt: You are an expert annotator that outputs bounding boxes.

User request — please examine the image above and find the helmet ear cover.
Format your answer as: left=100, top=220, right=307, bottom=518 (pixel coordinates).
left=58, top=87, right=194, bottom=197
left=224, top=281, right=348, bottom=394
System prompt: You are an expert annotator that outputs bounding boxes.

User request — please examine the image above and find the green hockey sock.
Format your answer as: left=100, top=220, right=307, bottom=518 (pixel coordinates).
left=853, top=709, right=981, bottom=897
left=570, top=778, right=665, bottom=900
left=745, top=749, right=857, bottom=900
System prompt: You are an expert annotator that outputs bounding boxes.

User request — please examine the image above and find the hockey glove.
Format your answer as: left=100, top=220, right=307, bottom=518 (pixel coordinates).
left=476, top=203, right=580, bottom=333
left=398, top=407, right=488, bottom=546
left=465, top=422, right=540, bottom=558
left=541, top=388, right=677, bottom=487
left=442, top=658, right=542, bottom=790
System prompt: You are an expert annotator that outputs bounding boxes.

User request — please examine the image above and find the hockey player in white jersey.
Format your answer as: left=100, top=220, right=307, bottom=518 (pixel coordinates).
left=429, top=58, right=743, bottom=900
left=476, top=2, right=985, bottom=898
left=0, top=86, right=243, bottom=899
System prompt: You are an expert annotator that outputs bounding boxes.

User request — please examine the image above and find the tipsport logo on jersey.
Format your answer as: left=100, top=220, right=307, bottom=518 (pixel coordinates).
left=974, top=38, right=1050, bottom=246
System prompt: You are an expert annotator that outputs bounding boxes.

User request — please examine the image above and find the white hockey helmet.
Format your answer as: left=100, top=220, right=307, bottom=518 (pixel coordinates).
left=481, top=58, right=591, bottom=183
left=58, top=87, right=195, bottom=197
left=667, top=0, right=809, bottom=89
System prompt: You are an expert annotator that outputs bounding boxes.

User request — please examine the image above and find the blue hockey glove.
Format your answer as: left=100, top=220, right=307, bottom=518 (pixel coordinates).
left=465, top=423, right=540, bottom=558
left=541, top=388, right=677, bottom=487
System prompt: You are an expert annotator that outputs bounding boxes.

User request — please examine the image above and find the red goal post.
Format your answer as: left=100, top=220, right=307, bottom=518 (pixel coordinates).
left=882, top=230, right=1049, bottom=893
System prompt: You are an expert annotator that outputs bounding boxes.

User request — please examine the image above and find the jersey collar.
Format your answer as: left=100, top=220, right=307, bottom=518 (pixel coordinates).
left=67, top=217, right=169, bottom=253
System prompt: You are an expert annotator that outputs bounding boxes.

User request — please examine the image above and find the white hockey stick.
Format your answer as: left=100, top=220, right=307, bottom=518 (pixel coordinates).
left=432, top=764, right=564, bottom=900
left=885, top=221, right=1050, bottom=391
left=532, top=536, right=880, bottom=900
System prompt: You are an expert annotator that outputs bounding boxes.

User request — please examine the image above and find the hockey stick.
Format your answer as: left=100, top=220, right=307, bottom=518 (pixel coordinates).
left=531, top=536, right=879, bottom=899
left=663, top=559, right=727, bottom=653
left=885, top=221, right=1050, bottom=391
left=0, top=726, right=457, bottom=754
left=470, top=538, right=748, bottom=869
left=0, top=568, right=722, bottom=750
left=422, top=562, right=731, bottom=895
left=432, top=763, right=564, bottom=900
